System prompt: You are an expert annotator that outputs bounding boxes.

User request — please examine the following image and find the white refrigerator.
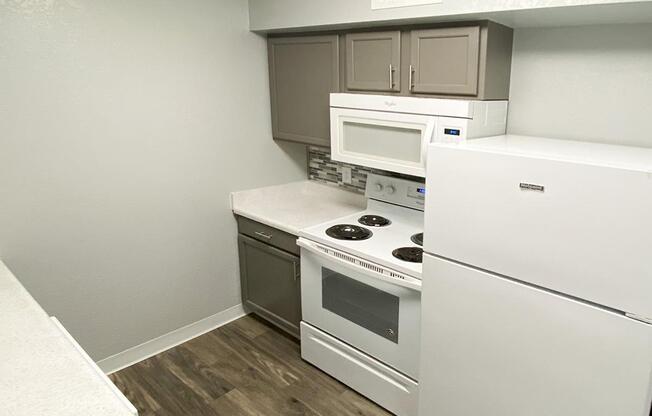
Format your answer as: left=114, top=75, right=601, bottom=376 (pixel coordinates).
left=420, top=135, right=652, bottom=416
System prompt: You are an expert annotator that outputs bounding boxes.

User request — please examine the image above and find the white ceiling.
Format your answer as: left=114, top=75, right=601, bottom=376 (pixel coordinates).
left=249, top=0, right=652, bottom=32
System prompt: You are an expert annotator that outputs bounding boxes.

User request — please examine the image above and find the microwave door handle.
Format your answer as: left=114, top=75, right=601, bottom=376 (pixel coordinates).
left=425, top=118, right=437, bottom=143
left=297, top=238, right=422, bottom=292
left=421, top=119, right=437, bottom=170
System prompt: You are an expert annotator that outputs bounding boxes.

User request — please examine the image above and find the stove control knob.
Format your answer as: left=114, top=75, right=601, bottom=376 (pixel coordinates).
left=385, top=185, right=396, bottom=195
left=375, top=183, right=384, bottom=192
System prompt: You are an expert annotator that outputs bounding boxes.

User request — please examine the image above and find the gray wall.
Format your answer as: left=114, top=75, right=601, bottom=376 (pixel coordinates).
left=507, top=23, right=652, bottom=147
left=0, top=0, right=306, bottom=360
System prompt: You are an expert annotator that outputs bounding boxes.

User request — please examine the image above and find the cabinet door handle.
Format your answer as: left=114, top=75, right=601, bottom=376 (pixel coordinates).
left=388, top=64, right=395, bottom=89
left=254, top=231, right=273, bottom=240
left=293, top=261, right=301, bottom=282
left=409, top=64, right=415, bottom=92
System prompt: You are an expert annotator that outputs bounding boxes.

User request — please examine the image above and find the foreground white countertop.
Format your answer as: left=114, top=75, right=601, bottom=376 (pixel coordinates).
left=0, top=261, right=135, bottom=416
left=231, top=180, right=366, bottom=235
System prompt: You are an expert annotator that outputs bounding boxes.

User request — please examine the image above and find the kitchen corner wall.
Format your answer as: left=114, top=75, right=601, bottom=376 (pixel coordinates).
left=507, top=23, right=652, bottom=147
left=0, top=0, right=306, bottom=361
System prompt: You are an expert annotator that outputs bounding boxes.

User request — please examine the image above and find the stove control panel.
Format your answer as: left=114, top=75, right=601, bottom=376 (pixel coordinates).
left=365, top=173, right=425, bottom=211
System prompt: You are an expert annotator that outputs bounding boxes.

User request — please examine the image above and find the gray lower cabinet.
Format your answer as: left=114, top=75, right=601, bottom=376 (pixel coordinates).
left=345, top=31, right=401, bottom=92
left=409, top=26, right=481, bottom=96
left=237, top=217, right=301, bottom=338
left=268, top=35, right=339, bottom=147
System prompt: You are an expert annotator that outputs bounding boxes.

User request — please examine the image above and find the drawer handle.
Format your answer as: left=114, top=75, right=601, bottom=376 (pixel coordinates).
left=254, top=231, right=273, bottom=240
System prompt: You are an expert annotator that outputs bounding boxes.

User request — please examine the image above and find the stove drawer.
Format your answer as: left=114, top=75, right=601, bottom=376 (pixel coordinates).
left=237, top=216, right=299, bottom=255
left=301, top=322, right=418, bottom=416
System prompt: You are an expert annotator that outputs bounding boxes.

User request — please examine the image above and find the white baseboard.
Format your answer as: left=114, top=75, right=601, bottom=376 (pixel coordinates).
left=97, top=304, right=246, bottom=375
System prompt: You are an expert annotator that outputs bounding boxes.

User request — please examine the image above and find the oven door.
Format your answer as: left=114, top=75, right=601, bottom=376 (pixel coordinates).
left=298, top=238, right=421, bottom=380
left=330, top=107, right=436, bottom=177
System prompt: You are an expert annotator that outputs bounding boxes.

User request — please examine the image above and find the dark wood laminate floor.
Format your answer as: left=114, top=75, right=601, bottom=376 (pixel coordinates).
left=109, top=315, right=393, bottom=416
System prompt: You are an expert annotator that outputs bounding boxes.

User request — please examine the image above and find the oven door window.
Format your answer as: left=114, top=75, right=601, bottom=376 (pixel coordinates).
left=322, top=267, right=399, bottom=343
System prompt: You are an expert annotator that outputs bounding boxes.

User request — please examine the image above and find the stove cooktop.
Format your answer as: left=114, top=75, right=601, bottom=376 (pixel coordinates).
left=299, top=200, right=424, bottom=279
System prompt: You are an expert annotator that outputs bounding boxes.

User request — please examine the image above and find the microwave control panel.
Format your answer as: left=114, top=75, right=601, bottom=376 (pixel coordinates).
left=407, top=185, right=426, bottom=201
left=435, top=117, right=469, bottom=143
left=366, top=173, right=425, bottom=211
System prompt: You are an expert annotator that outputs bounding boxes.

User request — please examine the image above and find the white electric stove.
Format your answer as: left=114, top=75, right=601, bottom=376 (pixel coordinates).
left=298, top=173, right=425, bottom=416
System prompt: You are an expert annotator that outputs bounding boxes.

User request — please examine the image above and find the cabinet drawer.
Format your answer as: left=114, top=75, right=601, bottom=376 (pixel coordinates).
left=237, top=216, right=299, bottom=255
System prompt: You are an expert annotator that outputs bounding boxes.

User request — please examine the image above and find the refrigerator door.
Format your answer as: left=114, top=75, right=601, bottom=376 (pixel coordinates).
left=419, top=254, right=652, bottom=416
left=424, top=138, right=652, bottom=319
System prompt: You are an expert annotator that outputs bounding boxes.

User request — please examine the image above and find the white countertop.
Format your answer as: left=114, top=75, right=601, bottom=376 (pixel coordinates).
left=231, top=180, right=366, bottom=235
left=0, top=261, right=135, bottom=416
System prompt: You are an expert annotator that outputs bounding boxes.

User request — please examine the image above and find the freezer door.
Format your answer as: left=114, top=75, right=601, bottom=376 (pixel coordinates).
left=424, top=143, right=652, bottom=319
left=419, top=254, right=652, bottom=416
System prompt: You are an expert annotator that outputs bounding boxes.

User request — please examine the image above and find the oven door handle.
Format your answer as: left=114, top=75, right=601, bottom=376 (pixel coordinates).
left=297, top=238, right=422, bottom=292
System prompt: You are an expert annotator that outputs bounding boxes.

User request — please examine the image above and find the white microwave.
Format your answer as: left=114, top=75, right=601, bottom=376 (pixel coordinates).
left=330, top=93, right=508, bottom=177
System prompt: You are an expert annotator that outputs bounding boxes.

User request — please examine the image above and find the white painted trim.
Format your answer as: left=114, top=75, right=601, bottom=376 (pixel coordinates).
left=97, top=304, right=246, bottom=375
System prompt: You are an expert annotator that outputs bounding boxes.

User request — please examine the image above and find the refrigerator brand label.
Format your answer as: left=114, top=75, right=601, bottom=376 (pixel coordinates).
left=520, top=183, right=545, bottom=192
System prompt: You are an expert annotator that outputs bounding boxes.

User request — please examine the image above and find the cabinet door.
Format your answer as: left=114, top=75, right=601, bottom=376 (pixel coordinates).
left=345, top=31, right=400, bottom=92
left=238, top=234, right=301, bottom=337
left=268, top=35, right=339, bottom=147
left=409, top=26, right=480, bottom=96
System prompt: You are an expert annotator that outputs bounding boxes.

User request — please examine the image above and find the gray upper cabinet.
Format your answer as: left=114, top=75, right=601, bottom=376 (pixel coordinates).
left=409, top=26, right=481, bottom=96
left=406, top=22, right=514, bottom=99
left=268, top=35, right=339, bottom=147
left=345, top=31, right=401, bottom=92
left=266, top=22, right=513, bottom=136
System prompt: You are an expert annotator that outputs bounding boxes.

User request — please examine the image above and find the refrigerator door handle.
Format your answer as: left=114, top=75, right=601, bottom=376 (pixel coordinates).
left=625, top=313, right=652, bottom=325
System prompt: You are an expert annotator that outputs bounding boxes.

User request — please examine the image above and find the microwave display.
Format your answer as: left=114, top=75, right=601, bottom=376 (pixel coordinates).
left=408, top=186, right=426, bottom=201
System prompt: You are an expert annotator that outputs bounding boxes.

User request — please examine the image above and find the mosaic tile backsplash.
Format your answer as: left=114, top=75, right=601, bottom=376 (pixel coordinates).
left=308, top=146, right=423, bottom=194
